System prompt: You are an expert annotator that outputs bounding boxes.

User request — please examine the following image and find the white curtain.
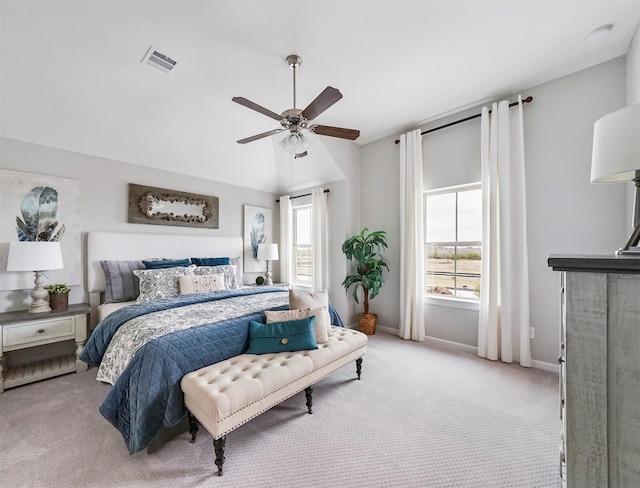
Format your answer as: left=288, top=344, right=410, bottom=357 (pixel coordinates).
left=279, top=195, right=293, bottom=286
left=398, top=129, right=425, bottom=341
left=478, top=96, right=532, bottom=367
left=311, top=188, right=328, bottom=292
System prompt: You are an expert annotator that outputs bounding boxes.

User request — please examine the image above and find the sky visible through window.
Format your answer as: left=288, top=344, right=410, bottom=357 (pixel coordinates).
left=425, top=187, right=482, bottom=299
left=426, top=188, right=482, bottom=242
left=295, top=207, right=312, bottom=245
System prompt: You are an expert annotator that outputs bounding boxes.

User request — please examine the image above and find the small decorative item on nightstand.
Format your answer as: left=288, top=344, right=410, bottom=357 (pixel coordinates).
left=255, top=276, right=265, bottom=285
left=46, top=283, right=70, bottom=312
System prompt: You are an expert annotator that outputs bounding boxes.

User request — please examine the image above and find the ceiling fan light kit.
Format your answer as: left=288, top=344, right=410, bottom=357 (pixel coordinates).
left=233, top=54, right=360, bottom=158
left=279, top=131, right=310, bottom=153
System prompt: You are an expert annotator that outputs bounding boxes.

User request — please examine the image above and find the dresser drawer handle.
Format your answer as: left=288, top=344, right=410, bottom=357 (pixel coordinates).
left=37, top=328, right=45, bottom=333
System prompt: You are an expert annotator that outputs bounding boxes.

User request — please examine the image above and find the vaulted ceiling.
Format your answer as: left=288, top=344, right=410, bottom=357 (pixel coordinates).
left=1, top=1, right=639, bottom=193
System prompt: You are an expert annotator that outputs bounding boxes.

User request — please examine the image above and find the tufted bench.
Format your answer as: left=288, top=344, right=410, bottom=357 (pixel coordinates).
left=180, top=325, right=367, bottom=476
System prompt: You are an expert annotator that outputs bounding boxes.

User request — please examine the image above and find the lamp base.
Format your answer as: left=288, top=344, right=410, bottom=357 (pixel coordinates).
left=28, top=271, right=51, bottom=313
left=616, top=214, right=640, bottom=255
left=264, top=261, right=273, bottom=286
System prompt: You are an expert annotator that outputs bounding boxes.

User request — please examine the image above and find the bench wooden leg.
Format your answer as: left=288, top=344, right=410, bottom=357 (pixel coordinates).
left=187, top=411, right=199, bottom=443
left=214, top=435, right=226, bottom=476
left=356, top=357, right=363, bottom=380
left=304, top=386, right=313, bottom=414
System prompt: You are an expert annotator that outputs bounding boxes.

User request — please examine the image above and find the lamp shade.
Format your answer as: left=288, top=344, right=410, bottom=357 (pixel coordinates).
left=7, top=241, right=64, bottom=272
left=591, top=103, right=640, bottom=183
left=257, top=243, right=279, bottom=261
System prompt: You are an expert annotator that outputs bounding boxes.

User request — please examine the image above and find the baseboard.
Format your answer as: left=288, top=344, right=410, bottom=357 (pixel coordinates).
left=531, top=359, right=559, bottom=373
left=374, top=325, right=559, bottom=373
left=424, top=335, right=478, bottom=355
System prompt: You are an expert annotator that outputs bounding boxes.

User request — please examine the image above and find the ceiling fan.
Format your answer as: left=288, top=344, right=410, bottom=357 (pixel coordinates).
left=232, top=54, right=360, bottom=158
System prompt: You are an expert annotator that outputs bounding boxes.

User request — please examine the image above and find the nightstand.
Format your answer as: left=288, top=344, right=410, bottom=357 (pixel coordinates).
left=247, top=283, right=289, bottom=288
left=0, top=303, right=90, bottom=392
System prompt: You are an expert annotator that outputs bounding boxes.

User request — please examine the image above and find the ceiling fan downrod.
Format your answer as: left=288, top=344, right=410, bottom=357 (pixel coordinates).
left=287, top=55, right=302, bottom=111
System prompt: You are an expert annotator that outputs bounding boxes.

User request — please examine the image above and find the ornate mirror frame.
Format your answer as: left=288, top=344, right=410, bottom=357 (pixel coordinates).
left=127, top=183, right=219, bottom=229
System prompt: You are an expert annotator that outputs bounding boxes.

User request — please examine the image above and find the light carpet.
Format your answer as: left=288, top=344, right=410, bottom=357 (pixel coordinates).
left=0, top=331, right=562, bottom=488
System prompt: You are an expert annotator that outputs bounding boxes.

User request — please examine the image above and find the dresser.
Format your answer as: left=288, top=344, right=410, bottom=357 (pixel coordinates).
left=0, top=303, right=90, bottom=392
left=548, top=255, right=640, bottom=488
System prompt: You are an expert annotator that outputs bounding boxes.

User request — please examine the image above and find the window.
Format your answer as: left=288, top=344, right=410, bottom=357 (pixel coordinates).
left=292, top=205, right=312, bottom=286
left=424, top=183, right=482, bottom=299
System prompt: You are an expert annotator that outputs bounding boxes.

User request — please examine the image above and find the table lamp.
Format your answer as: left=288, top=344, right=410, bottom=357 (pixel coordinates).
left=591, top=103, right=640, bottom=254
left=6, top=241, right=64, bottom=313
left=257, top=243, right=279, bottom=285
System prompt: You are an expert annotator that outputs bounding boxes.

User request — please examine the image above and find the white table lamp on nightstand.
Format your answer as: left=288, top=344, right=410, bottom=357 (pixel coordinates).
left=591, top=103, right=640, bottom=254
left=7, top=241, right=64, bottom=313
left=257, top=243, right=279, bottom=286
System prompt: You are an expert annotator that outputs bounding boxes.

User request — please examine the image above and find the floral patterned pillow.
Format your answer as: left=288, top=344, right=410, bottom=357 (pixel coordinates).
left=133, top=265, right=196, bottom=302
left=193, top=265, right=240, bottom=289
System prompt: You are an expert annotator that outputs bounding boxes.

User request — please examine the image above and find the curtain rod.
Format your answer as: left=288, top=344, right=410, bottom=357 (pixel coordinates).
left=394, top=96, right=533, bottom=144
left=276, top=188, right=330, bottom=203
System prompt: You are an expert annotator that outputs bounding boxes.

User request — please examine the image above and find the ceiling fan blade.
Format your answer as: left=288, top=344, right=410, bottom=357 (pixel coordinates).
left=232, top=97, right=283, bottom=122
left=310, top=125, right=360, bottom=141
left=300, top=87, right=343, bottom=121
left=237, top=128, right=284, bottom=144
left=295, top=151, right=308, bottom=159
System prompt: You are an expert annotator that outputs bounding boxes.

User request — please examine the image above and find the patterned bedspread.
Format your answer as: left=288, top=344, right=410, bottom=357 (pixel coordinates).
left=80, top=287, right=343, bottom=454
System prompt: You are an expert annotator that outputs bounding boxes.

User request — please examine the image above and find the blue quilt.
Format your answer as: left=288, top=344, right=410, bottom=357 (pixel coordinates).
left=80, top=287, right=343, bottom=453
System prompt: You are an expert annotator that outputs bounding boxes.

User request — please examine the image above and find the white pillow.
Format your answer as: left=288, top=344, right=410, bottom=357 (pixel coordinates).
left=194, top=265, right=240, bottom=289
left=288, top=289, right=330, bottom=343
left=133, top=265, right=196, bottom=302
left=178, top=274, right=226, bottom=295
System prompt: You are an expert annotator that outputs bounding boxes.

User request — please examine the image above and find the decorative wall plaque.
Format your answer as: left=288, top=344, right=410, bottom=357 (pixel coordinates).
left=128, top=183, right=219, bottom=229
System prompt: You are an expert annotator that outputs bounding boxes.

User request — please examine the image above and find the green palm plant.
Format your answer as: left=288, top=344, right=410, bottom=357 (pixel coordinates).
left=341, top=228, right=389, bottom=315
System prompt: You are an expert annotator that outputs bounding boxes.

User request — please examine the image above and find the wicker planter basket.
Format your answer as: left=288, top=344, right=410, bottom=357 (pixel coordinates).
left=358, top=313, right=377, bottom=335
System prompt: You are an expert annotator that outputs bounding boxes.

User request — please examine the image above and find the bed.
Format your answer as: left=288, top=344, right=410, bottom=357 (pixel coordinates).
left=81, top=231, right=343, bottom=454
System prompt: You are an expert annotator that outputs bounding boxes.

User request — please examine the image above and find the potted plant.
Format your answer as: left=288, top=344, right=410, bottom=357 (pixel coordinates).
left=341, top=228, right=389, bottom=335
left=46, top=283, right=70, bottom=312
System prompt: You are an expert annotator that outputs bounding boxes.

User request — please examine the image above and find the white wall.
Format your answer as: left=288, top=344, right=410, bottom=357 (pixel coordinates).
left=628, top=22, right=640, bottom=105
left=0, top=137, right=277, bottom=311
left=360, top=57, right=628, bottom=366
left=626, top=22, right=640, bottom=228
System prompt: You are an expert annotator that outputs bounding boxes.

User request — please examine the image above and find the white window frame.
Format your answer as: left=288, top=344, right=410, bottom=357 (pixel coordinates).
left=292, top=204, right=312, bottom=287
left=424, top=182, right=482, bottom=308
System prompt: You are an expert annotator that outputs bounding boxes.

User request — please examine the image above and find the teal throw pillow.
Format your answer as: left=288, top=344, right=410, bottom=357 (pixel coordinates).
left=246, top=316, right=317, bottom=355
left=143, top=258, right=191, bottom=269
left=191, top=257, right=231, bottom=266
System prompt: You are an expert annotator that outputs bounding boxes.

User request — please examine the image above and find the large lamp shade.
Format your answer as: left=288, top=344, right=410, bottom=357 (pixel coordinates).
left=7, top=242, right=64, bottom=272
left=590, top=103, right=640, bottom=254
left=591, top=103, right=640, bottom=183
left=6, top=241, right=64, bottom=313
left=257, top=243, right=279, bottom=261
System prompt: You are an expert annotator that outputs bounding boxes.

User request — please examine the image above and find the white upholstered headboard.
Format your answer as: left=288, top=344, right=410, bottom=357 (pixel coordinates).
left=87, top=231, right=243, bottom=292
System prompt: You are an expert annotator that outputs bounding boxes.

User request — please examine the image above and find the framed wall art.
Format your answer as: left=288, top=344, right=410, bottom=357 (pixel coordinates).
left=0, top=169, right=82, bottom=291
left=243, top=205, right=272, bottom=272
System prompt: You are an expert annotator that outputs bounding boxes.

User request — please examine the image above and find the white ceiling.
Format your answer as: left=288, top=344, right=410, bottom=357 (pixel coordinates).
left=1, top=1, right=639, bottom=193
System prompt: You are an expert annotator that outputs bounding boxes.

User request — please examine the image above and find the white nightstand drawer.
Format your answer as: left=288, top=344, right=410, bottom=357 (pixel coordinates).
left=3, top=316, right=75, bottom=349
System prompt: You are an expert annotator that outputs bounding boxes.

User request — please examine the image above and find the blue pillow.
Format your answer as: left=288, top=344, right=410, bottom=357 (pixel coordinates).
left=191, top=257, right=230, bottom=266
left=246, top=317, right=317, bottom=355
left=100, top=260, right=144, bottom=303
left=143, top=259, right=191, bottom=269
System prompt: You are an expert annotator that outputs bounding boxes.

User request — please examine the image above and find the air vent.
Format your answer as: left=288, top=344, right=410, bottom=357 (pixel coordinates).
left=142, top=46, right=177, bottom=74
